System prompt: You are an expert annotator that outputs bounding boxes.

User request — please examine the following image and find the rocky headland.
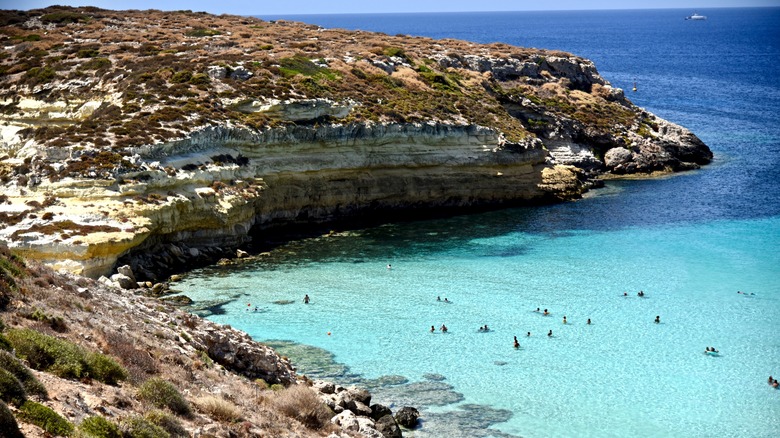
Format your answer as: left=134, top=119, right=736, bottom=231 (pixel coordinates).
left=0, top=6, right=712, bottom=282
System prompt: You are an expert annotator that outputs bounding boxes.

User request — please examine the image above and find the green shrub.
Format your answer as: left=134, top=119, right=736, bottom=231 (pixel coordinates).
left=6, top=328, right=85, bottom=379
left=278, top=55, right=323, bottom=78
left=80, top=57, right=111, bottom=70
left=41, top=11, right=87, bottom=25
left=189, top=73, right=209, bottom=85
left=119, top=416, right=170, bottom=438
left=144, top=410, right=187, bottom=437
left=18, top=400, right=74, bottom=436
left=84, top=352, right=126, bottom=385
left=77, top=415, right=121, bottom=438
left=137, top=378, right=191, bottom=416
left=77, top=48, right=100, bottom=58
left=0, top=350, right=48, bottom=398
left=6, top=329, right=126, bottom=385
left=383, top=46, right=408, bottom=60
left=185, top=28, right=221, bottom=37
left=0, top=367, right=27, bottom=406
left=24, top=66, right=57, bottom=85
left=169, top=70, right=192, bottom=84
left=0, top=334, right=11, bottom=352
left=0, top=400, right=24, bottom=438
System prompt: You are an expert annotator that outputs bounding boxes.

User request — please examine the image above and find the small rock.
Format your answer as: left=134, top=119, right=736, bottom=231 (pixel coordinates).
left=151, top=283, right=167, bottom=295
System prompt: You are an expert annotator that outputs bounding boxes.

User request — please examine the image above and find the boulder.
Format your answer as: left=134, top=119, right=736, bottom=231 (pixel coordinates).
left=116, top=265, right=136, bottom=283
left=331, top=410, right=359, bottom=431
left=357, top=417, right=384, bottom=438
left=229, top=66, right=253, bottom=81
left=110, top=273, right=137, bottom=290
left=206, top=65, right=227, bottom=79
left=349, top=400, right=372, bottom=417
left=346, top=387, right=371, bottom=406
left=314, top=380, right=336, bottom=394
left=394, top=406, right=420, bottom=429
left=370, top=403, right=392, bottom=421
left=374, top=414, right=402, bottom=438
left=604, top=146, right=633, bottom=169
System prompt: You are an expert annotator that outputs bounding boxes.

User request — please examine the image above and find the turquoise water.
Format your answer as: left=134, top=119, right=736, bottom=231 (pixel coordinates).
left=180, top=214, right=780, bottom=437
left=177, top=8, right=780, bottom=437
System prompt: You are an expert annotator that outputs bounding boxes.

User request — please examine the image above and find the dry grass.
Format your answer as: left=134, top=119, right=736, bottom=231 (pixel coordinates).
left=269, top=384, right=333, bottom=430
left=196, top=395, right=242, bottom=422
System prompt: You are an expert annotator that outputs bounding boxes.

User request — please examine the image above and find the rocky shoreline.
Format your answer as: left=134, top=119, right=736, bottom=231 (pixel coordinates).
left=0, top=244, right=421, bottom=437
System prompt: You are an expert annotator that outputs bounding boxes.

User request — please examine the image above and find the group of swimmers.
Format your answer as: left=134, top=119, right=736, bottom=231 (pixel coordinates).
left=623, top=290, right=646, bottom=297
left=431, top=324, right=448, bottom=333
left=704, top=346, right=719, bottom=354
left=769, top=376, right=779, bottom=389
left=431, top=293, right=666, bottom=349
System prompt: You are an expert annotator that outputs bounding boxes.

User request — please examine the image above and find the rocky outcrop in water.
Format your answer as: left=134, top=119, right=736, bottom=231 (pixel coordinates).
left=0, top=7, right=712, bottom=280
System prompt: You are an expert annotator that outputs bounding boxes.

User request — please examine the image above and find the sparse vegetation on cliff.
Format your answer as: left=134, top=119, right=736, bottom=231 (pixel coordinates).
left=0, top=4, right=653, bottom=159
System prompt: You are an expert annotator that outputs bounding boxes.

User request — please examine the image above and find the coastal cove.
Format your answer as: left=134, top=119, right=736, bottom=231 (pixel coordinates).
left=177, top=8, right=780, bottom=438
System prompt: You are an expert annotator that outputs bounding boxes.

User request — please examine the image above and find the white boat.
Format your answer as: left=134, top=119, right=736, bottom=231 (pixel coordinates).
left=685, top=12, right=707, bottom=20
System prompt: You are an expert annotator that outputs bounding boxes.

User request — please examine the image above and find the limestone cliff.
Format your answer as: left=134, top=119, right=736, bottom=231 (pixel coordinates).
left=0, top=7, right=712, bottom=280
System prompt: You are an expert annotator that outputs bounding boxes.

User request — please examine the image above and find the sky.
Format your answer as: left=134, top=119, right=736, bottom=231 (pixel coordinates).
left=5, top=0, right=780, bottom=15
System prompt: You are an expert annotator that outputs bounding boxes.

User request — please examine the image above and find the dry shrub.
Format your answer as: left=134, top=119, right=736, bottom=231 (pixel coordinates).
left=99, top=330, right=158, bottom=383
left=196, top=395, right=242, bottom=422
left=391, top=67, right=429, bottom=90
left=269, top=384, right=332, bottom=430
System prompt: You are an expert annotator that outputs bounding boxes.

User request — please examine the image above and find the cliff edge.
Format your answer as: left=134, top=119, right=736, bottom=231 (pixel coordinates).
left=0, top=7, right=713, bottom=279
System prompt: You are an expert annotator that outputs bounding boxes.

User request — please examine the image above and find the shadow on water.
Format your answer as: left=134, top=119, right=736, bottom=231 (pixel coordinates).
left=183, top=166, right=779, bottom=275
left=266, top=340, right=518, bottom=438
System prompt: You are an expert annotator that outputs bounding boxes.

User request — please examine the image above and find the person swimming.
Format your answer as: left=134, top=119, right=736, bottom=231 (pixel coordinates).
left=440, top=324, right=448, bottom=332
left=563, top=316, right=567, bottom=324
left=543, top=309, right=550, bottom=316
left=534, top=307, right=541, bottom=312
left=430, top=325, right=435, bottom=333
left=654, top=315, right=660, bottom=324
left=527, top=331, right=531, bottom=337
left=548, top=330, right=553, bottom=337
left=444, top=298, right=450, bottom=303
left=638, top=290, right=645, bottom=297
left=587, top=318, right=591, bottom=325
left=513, top=336, right=520, bottom=349
left=304, top=294, right=310, bottom=304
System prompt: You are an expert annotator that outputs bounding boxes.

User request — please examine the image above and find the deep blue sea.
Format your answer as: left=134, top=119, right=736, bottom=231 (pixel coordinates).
left=177, top=8, right=780, bottom=437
